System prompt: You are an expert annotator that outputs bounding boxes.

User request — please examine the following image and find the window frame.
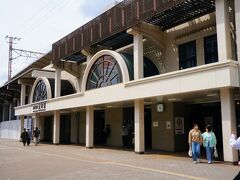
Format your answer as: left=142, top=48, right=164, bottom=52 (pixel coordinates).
left=178, top=40, right=197, bottom=70
left=86, top=55, right=123, bottom=90
left=204, top=34, right=218, bottom=64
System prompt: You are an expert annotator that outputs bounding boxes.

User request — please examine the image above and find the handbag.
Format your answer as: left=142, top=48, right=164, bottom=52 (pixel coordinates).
left=188, top=146, right=192, bottom=157
left=214, top=147, right=218, bottom=158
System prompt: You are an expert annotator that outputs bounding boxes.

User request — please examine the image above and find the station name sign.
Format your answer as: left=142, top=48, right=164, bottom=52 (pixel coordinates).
left=33, top=102, right=46, bottom=113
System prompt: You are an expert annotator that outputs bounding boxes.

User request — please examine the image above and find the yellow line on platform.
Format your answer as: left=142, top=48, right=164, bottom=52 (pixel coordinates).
left=104, top=161, right=209, bottom=180
left=4, top=145, right=209, bottom=180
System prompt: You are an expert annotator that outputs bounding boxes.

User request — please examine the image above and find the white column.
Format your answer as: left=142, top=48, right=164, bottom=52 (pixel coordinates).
left=134, top=99, right=145, bottom=153
left=86, top=106, right=94, bottom=148
left=20, top=115, right=24, bottom=133
left=216, top=0, right=232, bottom=61
left=33, top=114, right=40, bottom=128
left=76, top=77, right=82, bottom=93
left=133, top=33, right=144, bottom=79
left=20, top=84, right=26, bottom=106
left=220, top=88, right=238, bottom=162
left=235, top=0, right=240, bottom=61
left=55, top=68, right=61, bottom=98
left=53, top=110, right=60, bottom=144
left=87, top=55, right=92, bottom=63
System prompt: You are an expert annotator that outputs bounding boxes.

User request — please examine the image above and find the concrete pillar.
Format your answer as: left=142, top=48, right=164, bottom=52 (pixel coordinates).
left=53, top=110, right=60, bottom=144
left=133, top=33, right=144, bottom=79
left=8, top=103, right=12, bottom=121
left=20, top=115, right=24, bottom=133
left=20, top=84, right=26, bottom=106
left=2, top=104, right=5, bottom=121
left=76, top=77, right=82, bottom=93
left=34, top=114, right=40, bottom=128
left=216, top=0, right=232, bottom=61
left=235, top=0, right=240, bottom=61
left=28, top=85, right=32, bottom=104
left=134, top=99, right=145, bottom=153
left=220, top=88, right=238, bottom=162
left=55, top=68, right=61, bottom=98
left=87, top=55, right=92, bottom=63
left=86, top=106, right=94, bottom=148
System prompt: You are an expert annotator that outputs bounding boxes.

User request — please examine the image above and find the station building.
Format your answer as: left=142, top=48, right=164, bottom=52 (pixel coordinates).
left=1, top=0, right=240, bottom=162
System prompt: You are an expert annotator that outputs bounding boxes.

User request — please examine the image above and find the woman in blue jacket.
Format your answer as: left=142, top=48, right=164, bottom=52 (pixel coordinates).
left=201, top=125, right=217, bottom=164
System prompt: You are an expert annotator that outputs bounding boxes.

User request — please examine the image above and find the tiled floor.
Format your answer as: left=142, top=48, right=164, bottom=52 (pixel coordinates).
left=0, top=139, right=239, bottom=180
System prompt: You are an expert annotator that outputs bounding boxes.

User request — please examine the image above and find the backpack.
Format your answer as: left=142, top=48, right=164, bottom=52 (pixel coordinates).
left=34, top=130, right=40, bottom=137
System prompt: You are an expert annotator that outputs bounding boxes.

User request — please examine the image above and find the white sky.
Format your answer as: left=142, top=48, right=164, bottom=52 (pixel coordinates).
left=0, top=0, right=122, bottom=86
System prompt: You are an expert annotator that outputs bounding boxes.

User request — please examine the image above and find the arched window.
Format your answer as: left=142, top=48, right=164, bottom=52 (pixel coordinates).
left=32, top=80, right=47, bottom=102
left=86, top=55, right=122, bottom=90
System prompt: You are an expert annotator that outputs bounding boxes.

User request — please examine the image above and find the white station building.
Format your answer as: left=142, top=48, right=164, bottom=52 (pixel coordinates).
left=1, top=0, right=240, bottom=163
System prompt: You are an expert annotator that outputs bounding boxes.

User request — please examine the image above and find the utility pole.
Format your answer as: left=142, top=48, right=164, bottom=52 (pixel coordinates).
left=5, top=36, right=44, bottom=81
left=5, top=36, right=20, bottom=81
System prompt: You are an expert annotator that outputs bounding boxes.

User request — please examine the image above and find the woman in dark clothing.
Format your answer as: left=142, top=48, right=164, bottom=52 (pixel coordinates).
left=20, top=128, right=29, bottom=146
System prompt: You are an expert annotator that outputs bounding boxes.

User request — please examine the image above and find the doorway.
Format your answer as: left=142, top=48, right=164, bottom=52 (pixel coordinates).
left=60, top=114, right=71, bottom=144
left=187, top=102, right=223, bottom=160
left=145, top=107, right=152, bottom=150
left=43, top=116, right=53, bottom=142
left=123, top=106, right=152, bottom=150
left=94, top=110, right=105, bottom=145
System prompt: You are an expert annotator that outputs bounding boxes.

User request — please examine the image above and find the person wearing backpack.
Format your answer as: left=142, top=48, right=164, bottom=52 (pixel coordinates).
left=201, top=125, right=217, bottom=164
left=33, top=127, right=40, bottom=146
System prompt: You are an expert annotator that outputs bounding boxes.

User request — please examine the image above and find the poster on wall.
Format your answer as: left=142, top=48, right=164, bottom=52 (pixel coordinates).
left=175, top=117, right=184, bottom=134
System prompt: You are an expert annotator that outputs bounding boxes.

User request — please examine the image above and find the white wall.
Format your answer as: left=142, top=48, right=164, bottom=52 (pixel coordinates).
left=0, top=119, right=31, bottom=140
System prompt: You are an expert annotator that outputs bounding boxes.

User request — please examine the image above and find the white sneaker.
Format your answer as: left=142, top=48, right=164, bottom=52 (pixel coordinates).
left=208, top=161, right=211, bottom=164
left=193, top=161, right=197, bottom=164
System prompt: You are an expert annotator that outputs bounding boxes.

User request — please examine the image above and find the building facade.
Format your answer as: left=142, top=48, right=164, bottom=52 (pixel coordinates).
left=1, top=0, right=240, bottom=162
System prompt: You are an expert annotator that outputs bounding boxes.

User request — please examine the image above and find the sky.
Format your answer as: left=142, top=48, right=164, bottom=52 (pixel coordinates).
left=0, top=0, right=122, bottom=86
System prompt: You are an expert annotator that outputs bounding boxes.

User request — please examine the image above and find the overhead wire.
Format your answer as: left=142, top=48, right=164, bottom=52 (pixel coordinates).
left=16, top=0, right=72, bottom=38
left=9, top=0, right=56, bottom=36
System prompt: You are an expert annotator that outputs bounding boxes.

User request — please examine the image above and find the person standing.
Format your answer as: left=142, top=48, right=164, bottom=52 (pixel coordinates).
left=202, top=125, right=217, bottom=164
left=188, top=124, right=202, bottom=164
left=121, top=124, right=128, bottom=147
left=33, top=127, right=40, bottom=146
left=27, top=129, right=32, bottom=146
left=20, top=128, right=28, bottom=146
left=102, top=124, right=111, bottom=145
left=229, top=132, right=240, bottom=179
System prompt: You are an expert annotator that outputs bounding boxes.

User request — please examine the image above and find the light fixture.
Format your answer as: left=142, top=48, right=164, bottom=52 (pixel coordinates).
left=206, top=93, right=218, bottom=97
left=168, top=98, right=182, bottom=102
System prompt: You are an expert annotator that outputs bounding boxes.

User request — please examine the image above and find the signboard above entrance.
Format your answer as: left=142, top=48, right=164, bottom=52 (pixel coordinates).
left=33, top=102, right=46, bottom=113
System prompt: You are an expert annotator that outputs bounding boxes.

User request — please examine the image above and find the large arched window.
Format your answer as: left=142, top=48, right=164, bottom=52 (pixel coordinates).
left=86, top=55, right=122, bottom=90
left=32, top=80, right=47, bottom=102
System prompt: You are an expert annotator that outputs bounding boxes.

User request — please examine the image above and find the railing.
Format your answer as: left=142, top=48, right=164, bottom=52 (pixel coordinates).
left=52, top=0, right=213, bottom=63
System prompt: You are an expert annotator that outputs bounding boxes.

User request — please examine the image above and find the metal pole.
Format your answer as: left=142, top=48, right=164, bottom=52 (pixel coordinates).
left=8, top=37, right=13, bottom=81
